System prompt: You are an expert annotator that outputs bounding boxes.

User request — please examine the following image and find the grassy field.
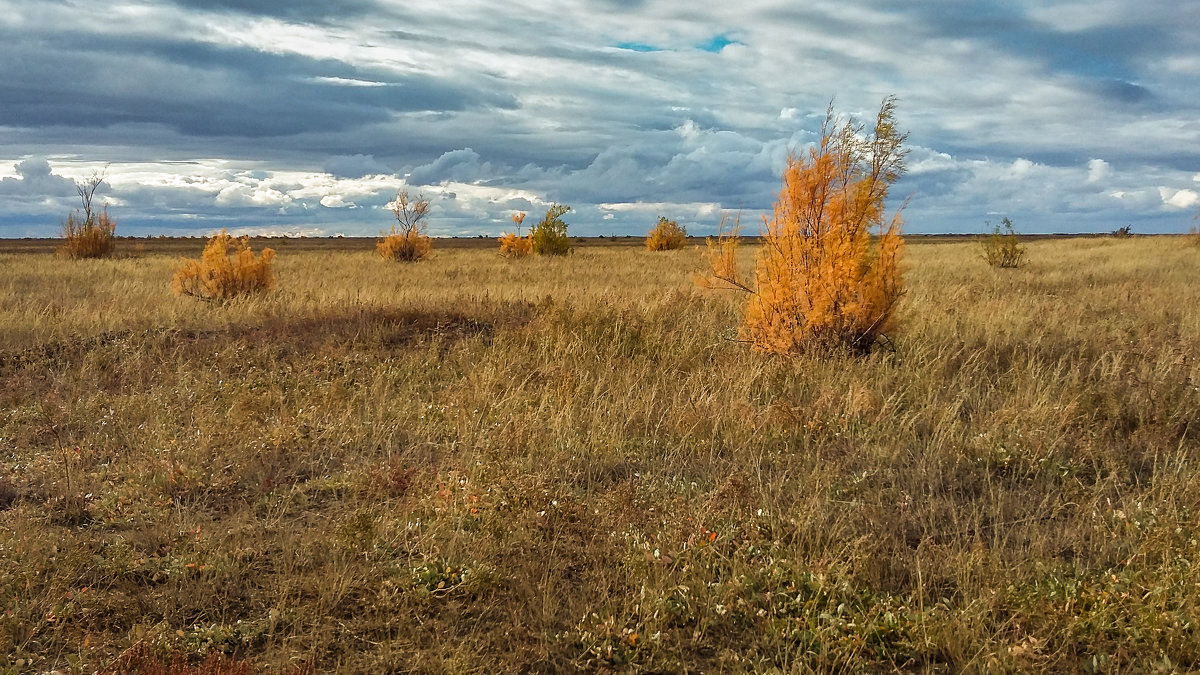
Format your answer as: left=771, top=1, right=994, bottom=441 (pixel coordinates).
left=1, top=236, right=1198, bottom=672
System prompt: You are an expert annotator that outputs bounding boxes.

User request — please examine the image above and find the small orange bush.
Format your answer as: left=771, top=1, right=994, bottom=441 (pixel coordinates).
left=499, top=212, right=533, bottom=258
left=59, top=171, right=116, bottom=259
left=172, top=229, right=276, bottom=300
left=645, top=216, right=688, bottom=251
left=59, top=207, right=116, bottom=259
left=378, top=189, right=432, bottom=262
left=703, top=98, right=907, bottom=355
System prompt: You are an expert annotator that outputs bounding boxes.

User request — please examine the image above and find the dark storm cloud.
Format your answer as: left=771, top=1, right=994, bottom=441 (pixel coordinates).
left=0, top=34, right=516, bottom=138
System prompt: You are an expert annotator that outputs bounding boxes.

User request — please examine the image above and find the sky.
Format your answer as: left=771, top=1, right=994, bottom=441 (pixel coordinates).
left=1, top=0, right=1199, bottom=238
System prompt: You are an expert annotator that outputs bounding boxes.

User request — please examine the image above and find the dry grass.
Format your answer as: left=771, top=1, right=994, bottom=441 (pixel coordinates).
left=1, top=236, right=1198, bottom=672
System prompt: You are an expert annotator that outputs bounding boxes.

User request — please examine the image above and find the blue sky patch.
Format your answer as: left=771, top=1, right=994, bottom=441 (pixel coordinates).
left=615, top=41, right=662, bottom=52
left=696, top=34, right=739, bottom=53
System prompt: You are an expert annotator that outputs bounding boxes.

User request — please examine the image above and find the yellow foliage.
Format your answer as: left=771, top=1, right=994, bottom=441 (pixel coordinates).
left=645, top=216, right=688, bottom=251
left=499, top=212, right=533, bottom=258
left=704, top=98, right=907, bottom=355
left=696, top=213, right=749, bottom=290
left=378, top=225, right=433, bottom=262
left=172, top=229, right=276, bottom=301
left=378, top=189, right=432, bottom=262
left=58, top=207, right=116, bottom=259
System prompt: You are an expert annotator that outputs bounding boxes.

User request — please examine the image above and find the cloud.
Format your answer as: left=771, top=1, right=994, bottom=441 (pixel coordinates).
left=407, top=148, right=496, bottom=187
left=3, top=1, right=1200, bottom=235
left=0, top=157, right=77, bottom=197
left=1159, top=187, right=1199, bottom=209
left=1087, top=159, right=1112, bottom=183
left=323, top=154, right=392, bottom=179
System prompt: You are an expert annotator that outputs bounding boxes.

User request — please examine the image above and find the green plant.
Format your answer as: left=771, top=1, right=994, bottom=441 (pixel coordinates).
left=645, top=217, right=688, bottom=251
left=58, top=171, right=116, bottom=259
left=702, top=98, right=906, bottom=355
left=531, top=204, right=572, bottom=256
left=980, top=217, right=1027, bottom=268
left=172, top=230, right=276, bottom=300
left=378, top=190, right=432, bottom=262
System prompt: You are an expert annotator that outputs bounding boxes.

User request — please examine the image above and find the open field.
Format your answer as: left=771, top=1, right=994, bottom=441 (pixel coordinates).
left=1, top=236, right=1198, bottom=672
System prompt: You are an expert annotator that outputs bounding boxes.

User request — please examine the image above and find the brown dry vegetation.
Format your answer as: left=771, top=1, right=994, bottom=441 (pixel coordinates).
left=172, top=231, right=276, bottom=301
left=1, top=236, right=1199, bottom=672
left=377, top=191, right=433, bottom=263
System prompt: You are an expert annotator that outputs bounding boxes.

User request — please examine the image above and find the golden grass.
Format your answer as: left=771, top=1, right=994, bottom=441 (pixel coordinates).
left=1, top=236, right=1198, bottom=672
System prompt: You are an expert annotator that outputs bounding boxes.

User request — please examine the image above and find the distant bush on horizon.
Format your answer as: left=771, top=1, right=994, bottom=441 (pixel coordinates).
left=645, top=216, right=687, bottom=251
left=499, top=212, right=533, bottom=258
left=980, top=217, right=1028, bottom=268
left=58, top=171, right=116, bottom=259
left=378, top=190, right=432, bottom=262
left=531, top=204, right=572, bottom=256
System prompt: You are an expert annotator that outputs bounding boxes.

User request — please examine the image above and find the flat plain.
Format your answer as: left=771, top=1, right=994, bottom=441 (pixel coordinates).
left=1, top=235, right=1198, bottom=672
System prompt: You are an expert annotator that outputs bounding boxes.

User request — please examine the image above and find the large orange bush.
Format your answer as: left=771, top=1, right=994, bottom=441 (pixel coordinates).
left=704, top=98, right=907, bottom=355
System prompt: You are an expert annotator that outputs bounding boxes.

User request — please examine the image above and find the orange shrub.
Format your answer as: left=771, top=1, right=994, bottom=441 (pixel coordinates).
left=499, top=212, right=533, bottom=258
left=59, top=207, right=116, bottom=259
left=59, top=171, right=116, bottom=259
left=378, top=189, right=432, bottom=262
left=645, top=216, right=688, bottom=251
left=172, top=229, right=276, bottom=300
left=703, top=98, right=907, bottom=355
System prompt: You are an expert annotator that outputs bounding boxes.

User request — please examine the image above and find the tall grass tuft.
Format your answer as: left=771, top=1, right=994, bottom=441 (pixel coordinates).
left=172, top=229, right=276, bottom=300
left=703, top=98, right=907, bottom=355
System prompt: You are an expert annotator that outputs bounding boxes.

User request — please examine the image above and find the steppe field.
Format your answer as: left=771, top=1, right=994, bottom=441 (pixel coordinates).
left=1, top=235, right=1198, bottom=673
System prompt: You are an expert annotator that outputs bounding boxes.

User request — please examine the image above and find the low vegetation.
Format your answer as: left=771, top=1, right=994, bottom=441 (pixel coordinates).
left=498, top=212, right=533, bottom=258
left=171, top=230, right=276, bottom=300
left=58, top=172, right=116, bottom=260
left=645, top=216, right=688, bottom=251
left=377, top=190, right=432, bottom=262
left=2, top=235, right=1197, bottom=672
left=531, top=204, right=572, bottom=256
left=980, top=217, right=1028, bottom=268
